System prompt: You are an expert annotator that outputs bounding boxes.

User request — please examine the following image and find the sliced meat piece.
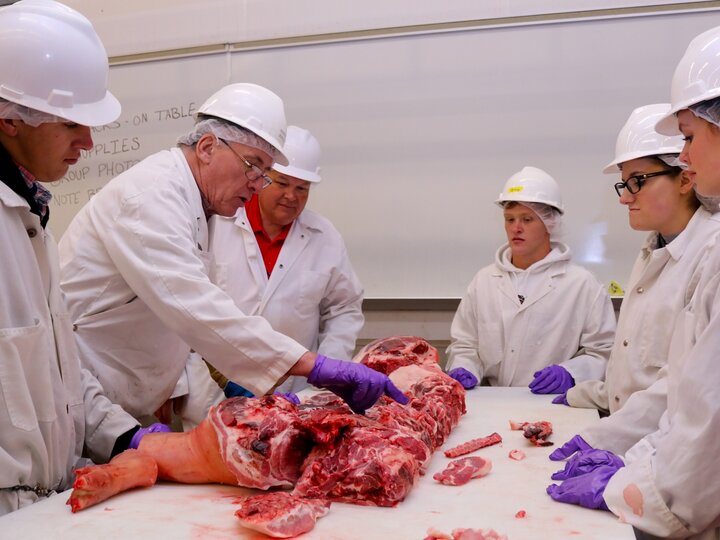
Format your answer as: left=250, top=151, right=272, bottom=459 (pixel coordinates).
left=433, top=456, right=492, bottom=486
left=508, top=449, right=526, bottom=461
left=443, top=432, right=502, bottom=458
left=509, top=420, right=554, bottom=446
left=234, top=492, right=329, bottom=538
left=515, top=510, right=527, bottom=518
left=356, top=336, right=439, bottom=375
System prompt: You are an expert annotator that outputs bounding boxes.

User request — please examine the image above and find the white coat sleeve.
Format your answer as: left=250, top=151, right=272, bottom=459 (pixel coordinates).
left=603, top=278, right=720, bottom=538
left=93, top=183, right=308, bottom=396
left=566, top=379, right=610, bottom=412
left=580, top=368, right=668, bottom=456
left=80, top=368, right=139, bottom=463
left=445, top=279, right=484, bottom=380
left=315, top=246, right=364, bottom=361
left=560, top=284, right=615, bottom=383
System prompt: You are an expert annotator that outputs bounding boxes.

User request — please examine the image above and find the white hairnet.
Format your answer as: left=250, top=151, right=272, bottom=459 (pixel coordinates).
left=0, top=98, right=66, bottom=127
left=503, top=201, right=563, bottom=239
left=176, top=117, right=276, bottom=159
left=689, top=97, right=720, bottom=129
left=657, top=153, right=687, bottom=170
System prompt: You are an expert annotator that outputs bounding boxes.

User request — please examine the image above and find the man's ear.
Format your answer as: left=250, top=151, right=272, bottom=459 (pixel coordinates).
left=0, top=118, right=20, bottom=136
left=195, top=133, right=217, bottom=165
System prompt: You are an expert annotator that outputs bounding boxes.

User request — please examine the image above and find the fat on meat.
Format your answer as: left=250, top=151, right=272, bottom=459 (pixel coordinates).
left=357, top=335, right=440, bottom=375
left=233, top=492, right=329, bottom=538
left=433, top=456, right=492, bottom=486
left=424, top=528, right=508, bottom=540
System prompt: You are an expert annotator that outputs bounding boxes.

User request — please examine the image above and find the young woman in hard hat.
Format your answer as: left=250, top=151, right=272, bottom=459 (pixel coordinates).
left=547, top=27, right=720, bottom=540
left=552, top=104, right=720, bottom=457
left=445, top=166, right=615, bottom=391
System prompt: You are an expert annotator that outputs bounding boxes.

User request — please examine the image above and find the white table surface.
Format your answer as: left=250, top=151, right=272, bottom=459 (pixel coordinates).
left=0, top=388, right=634, bottom=539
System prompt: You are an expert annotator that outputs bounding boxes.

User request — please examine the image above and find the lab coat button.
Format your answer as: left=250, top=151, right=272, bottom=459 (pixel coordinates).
left=72, top=324, right=78, bottom=331
left=614, top=395, right=620, bottom=402
left=279, top=264, right=284, bottom=269
left=27, top=228, right=37, bottom=238
left=636, top=287, right=644, bottom=294
left=623, top=339, right=629, bottom=346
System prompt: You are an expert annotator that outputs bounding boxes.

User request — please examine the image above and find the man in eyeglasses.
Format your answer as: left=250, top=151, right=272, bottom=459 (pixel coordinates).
left=58, top=84, right=407, bottom=425
left=180, top=126, right=364, bottom=419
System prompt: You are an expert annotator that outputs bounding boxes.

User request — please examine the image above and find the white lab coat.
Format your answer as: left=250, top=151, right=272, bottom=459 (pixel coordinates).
left=446, top=242, right=615, bottom=386
left=603, top=236, right=720, bottom=540
left=0, top=182, right=137, bottom=516
left=570, top=208, right=720, bottom=455
left=58, top=149, right=307, bottom=419
left=208, top=208, right=364, bottom=393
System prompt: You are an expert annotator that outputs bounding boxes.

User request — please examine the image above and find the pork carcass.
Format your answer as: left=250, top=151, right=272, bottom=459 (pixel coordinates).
left=68, top=336, right=466, bottom=537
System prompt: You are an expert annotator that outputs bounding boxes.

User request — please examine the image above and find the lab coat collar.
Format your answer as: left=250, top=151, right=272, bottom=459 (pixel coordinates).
left=0, top=179, right=29, bottom=210
left=492, top=241, right=571, bottom=278
left=639, top=206, right=712, bottom=263
left=171, top=147, right=208, bottom=250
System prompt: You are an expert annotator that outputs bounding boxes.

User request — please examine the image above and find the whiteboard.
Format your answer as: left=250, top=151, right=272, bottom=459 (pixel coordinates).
left=48, top=10, right=720, bottom=298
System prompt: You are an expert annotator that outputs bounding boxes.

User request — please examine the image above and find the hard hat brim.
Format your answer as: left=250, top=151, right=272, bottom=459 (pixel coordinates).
left=15, top=90, right=122, bottom=127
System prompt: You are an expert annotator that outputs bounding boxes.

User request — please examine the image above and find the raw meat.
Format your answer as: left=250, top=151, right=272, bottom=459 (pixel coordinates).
left=444, top=432, right=502, bottom=458
left=357, top=335, right=439, bottom=375
left=424, top=528, right=508, bottom=540
left=233, top=492, right=329, bottom=538
left=433, top=456, right=492, bottom=486
left=508, top=449, right=526, bottom=461
left=67, top=336, right=467, bottom=536
left=509, top=420, right=554, bottom=446
left=68, top=450, right=158, bottom=513
left=515, top=510, right=526, bottom=518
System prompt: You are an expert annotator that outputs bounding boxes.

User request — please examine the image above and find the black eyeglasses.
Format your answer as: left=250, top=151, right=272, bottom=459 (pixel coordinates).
left=614, top=169, right=676, bottom=197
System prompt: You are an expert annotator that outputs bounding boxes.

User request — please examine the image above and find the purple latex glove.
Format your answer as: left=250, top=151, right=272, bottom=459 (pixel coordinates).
left=549, top=434, right=594, bottom=461
left=447, top=367, right=479, bottom=390
left=552, top=392, right=569, bottom=406
left=529, top=365, right=575, bottom=394
left=546, top=464, right=622, bottom=511
left=551, top=449, right=624, bottom=480
left=274, top=391, right=300, bottom=405
left=307, top=355, right=409, bottom=414
left=129, top=423, right=171, bottom=449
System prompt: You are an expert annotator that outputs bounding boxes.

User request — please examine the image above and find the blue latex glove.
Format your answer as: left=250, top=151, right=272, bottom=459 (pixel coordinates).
left=549, top=434, right=594, bottom=461
left=529, top=365, right=575, bottom=394
left=129, top=423, right=171, bottom=449
left=447, top=367, right=478, bottom=390
left=224, top=381, right=255, bottom=398
left=307, top=355, right=409, bottom=414
left=551, top=449, right=625, bottom=481
left=552, top=392, right=569, bottom=405
left=274, top=391, right=300, bottom=405
left=546, top=464, right=622, bottom=511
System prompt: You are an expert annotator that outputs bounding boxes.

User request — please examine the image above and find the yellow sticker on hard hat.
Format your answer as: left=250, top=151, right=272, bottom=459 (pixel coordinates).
left=607, top=280, right=625, bottom=296
left=508, top=186, right=524, bottom=193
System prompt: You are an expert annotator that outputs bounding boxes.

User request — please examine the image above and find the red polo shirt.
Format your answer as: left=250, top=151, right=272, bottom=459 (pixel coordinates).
left=245, top=195, right=292, bottom=276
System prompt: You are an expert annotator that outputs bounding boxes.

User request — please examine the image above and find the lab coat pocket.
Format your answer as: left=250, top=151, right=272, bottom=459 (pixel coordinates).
left=0, top=320, right=56, bottom=431
left=478, top=321, right=503, bottom=368
left=295, top=270, right=330, bottom=317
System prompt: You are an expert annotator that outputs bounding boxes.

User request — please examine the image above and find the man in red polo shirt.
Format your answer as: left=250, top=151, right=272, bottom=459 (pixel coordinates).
left=188, top=125, right=364, bottom=409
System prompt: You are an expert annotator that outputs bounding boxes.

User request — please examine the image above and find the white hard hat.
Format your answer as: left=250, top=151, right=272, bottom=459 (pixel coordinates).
left=656, top=26, right=720, bottom=135
left=495, top=166, right=564, bottom=214
left=272, top=126, right=322, bottom=183
left=0, top=0, right=120, bottom=126
left=197, top=83, right=289, bottom=165
left=603, top=104, right=684, bottom=174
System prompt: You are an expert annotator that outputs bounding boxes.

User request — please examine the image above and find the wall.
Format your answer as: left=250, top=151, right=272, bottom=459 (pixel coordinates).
left=49, top=2, right=719, bottom=340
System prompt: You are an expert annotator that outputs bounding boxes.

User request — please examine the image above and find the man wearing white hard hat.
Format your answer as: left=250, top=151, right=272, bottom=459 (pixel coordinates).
left=0, top=0, right=144, bottom=516
left=201, top=126, right=363, bottom=403
left=546, top=28, right=720, bottom=540
left=445, top=166, right=614, bottom=392
left=550, top=103, right=720, bottom=458
left=58, top=85, right=405, bottom=423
